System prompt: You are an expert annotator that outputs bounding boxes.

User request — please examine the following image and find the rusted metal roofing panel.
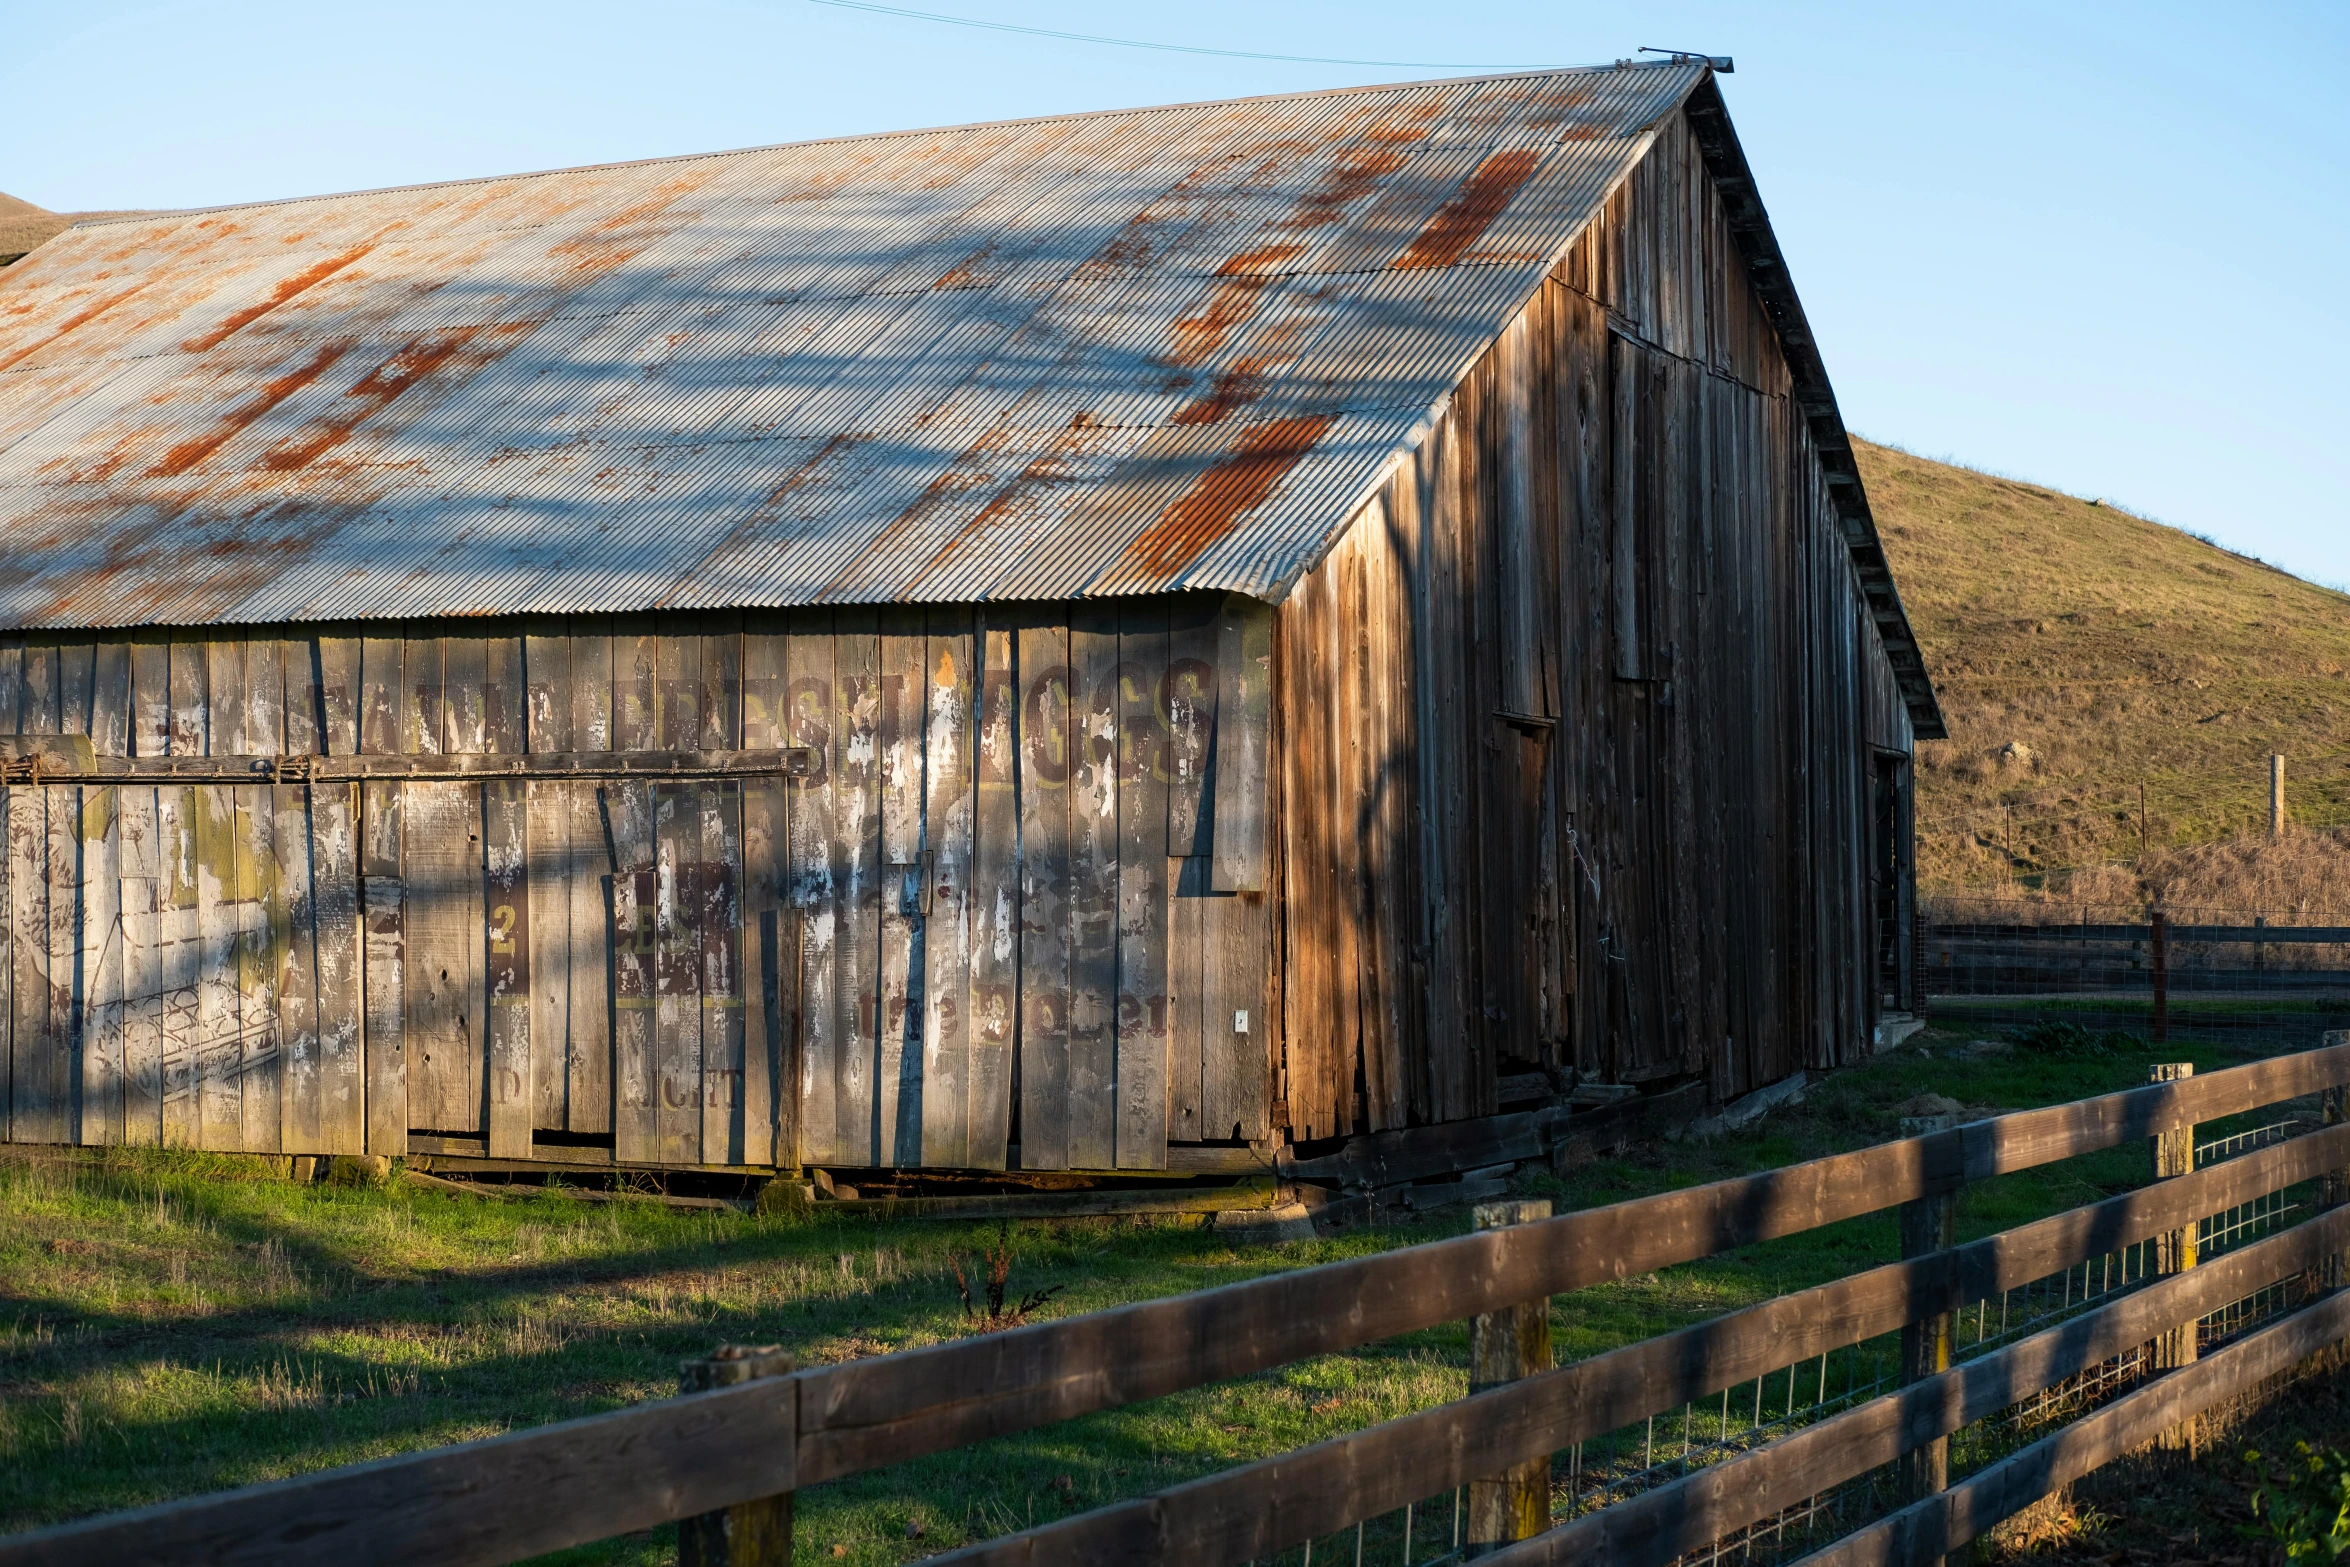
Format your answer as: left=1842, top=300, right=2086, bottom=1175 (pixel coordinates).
left=0, top=62, right=1710, bottom=631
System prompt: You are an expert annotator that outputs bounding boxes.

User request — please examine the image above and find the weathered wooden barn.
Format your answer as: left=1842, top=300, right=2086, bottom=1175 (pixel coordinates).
left=0, top=61, right=1941, bottom=1175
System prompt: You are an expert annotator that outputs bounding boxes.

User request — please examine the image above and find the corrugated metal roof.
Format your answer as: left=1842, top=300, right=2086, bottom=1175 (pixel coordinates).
left=0, top=64, right=1708, bottom=631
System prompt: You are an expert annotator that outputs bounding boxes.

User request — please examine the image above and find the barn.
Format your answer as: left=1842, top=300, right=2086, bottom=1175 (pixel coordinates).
left=0, top=59, right=1941, bottom=1178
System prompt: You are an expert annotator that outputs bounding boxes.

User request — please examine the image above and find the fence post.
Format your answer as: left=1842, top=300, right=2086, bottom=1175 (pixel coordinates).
left=2150, top=1062, right=2198, bottom=1454
left=678, top=1345, right=795, bottom=1566
left=1466, top=1199, right=1554, bottom=1556
left=2328, top=1084, right=2348, bottom=1296
left=1897, top=1113, right=1960, bottom=1515
left=2150, top=910, right=2170, bottom=1045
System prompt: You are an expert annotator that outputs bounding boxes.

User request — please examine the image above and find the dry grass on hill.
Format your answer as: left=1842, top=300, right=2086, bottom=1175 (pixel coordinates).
left=1858, top=438, right=2350, bottom=898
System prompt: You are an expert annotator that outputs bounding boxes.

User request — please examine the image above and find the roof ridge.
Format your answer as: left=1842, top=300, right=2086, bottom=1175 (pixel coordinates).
left=65, top=60, right=1678, bottom=231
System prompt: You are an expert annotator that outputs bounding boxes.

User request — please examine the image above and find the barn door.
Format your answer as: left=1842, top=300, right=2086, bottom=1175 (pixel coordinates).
left=393, top=771, right=784, bottom=1166
left=602, top=779, right=765, bottom=1167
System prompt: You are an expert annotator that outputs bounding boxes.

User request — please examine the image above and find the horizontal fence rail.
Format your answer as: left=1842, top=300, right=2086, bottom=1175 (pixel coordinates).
left=1924, top=906, right=2350, bottom=1049
left=8, top=1038, right=2350, bottom=1567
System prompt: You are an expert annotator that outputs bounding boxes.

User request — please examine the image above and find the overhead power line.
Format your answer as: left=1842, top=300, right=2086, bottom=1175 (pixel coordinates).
left=805, top=0, right=1570, bottom=70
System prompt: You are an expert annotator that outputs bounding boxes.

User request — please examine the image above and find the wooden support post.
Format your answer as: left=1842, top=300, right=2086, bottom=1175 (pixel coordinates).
left=2326, top=1085, right=2348, bottom=1295
left=1466, top=1199, right=1553, bottom=1555
left=677, top=1345, right=795, bottom=1566
left=2150, top=910, right=2169, bottom=1046
left=2272, top=754, right=2287, bottom=838
left=1897, top=1113, right=1959, bottom=1512
left=2150, top=1062, right=2198, bottom=1454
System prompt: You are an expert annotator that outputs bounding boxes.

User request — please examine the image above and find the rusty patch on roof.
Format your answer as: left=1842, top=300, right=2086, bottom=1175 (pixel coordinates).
left=180, top=243, right=375, bottom=353
left=1121, top=414, right=1334, bottom=578
left=1391, top=148, right=1544, bottom=271
left=0, top=279, right=154, bottom=373
left=146, top=338, right=357, bottom=477
left=257, top=321, right=531, bottom=472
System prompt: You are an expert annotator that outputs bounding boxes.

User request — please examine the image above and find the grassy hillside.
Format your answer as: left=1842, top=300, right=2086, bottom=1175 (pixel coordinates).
left=1857, top=439, right=2350, bottom=907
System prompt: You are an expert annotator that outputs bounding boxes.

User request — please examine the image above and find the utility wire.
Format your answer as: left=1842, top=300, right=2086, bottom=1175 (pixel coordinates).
left=806, top=0, right=1569, bottom=71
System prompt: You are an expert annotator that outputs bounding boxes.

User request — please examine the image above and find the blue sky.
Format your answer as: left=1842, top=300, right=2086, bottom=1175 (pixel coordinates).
left=5, top=0, right=2344, bottom=590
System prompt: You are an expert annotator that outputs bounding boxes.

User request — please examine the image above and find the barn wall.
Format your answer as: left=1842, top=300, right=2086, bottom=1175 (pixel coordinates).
left=0, top=600, right=1274, bottom=1169
left=1272, top=108, right=1911, bottom=1140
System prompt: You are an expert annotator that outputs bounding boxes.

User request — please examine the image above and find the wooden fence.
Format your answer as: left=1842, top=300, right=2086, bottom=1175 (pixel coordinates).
left=8, top=1037, right=2350, bottom=1566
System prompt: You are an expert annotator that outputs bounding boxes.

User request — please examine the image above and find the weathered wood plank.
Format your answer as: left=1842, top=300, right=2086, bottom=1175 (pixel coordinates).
left=119, top=780, right=164, bottom=1147
left=316, top=636, right=359, bottom=758
left=312, top=781, right=364, bottom=1155
left=156, top=782, right=202, bottom=1149
left=0, top=1374, right=802, bottom=1567
left=193, top=779, right=243, bottom=1151
left=562, top=777, right=611, bottom=1139
left=6, top=784, right=59, bottom=1144
left=875, top=611, right=924, bottom=1166
left=1163, top=598, right=1217, bottom=1145
left=921, top=609, right=976, bottom=1169
left=442, top=635, right=487, bottom=757
left=1114, top=600, right=1169, bottom=1170
left=653, top=780, right=700, bottom=1166
left=699, top=782, right=747, bottom=1166
left=483, top=778, right=532, bottom=1159
left=1198, top=884, right=1267, bottom=1143
left=967, top=618, right=1018, bottom=1171
left=647, top=635, right=702, bottom=1165
left=521, top=634, right=572, bottom=1132
left=273, top=777, right=317, bottom=1154
left=360, top=779, right=405, bottom=1156
left=1167, top=860, right=1205, bottom=1145
left=1208, top=596, right=1271, bottom=894
left=1066, top=604, right=1119, bottom=1172
left=403, top=635, right=443, bottom=757
left=784, top=617, right=838, bottom=1165
left=238, top=639, right=285, bottom=1153
left=80, top=783, right=125, bottom=1146
left=739, top=616, right=787, bottom=1169
left=402, top=782, right=480, bottom=1135
left=523, top=780, right=570, bottom=1137
left=831, top=615, right=883, bottom=1167
left=608, top=782, right=659, bottom=1165
left=238, top=784, right=285, bottom=1154
left=1013, top=611, right=1072, bottom=1171
left=481, top=638, right=530, bottom=1158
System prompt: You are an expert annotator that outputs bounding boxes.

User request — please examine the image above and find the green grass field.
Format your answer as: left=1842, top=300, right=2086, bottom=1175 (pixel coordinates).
left=0, top=1027, right=2313, bottom=1563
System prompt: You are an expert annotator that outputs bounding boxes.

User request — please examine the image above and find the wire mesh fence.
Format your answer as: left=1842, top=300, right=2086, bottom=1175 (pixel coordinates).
left=1241, top=1096, right=2340, bottom=1567
left=1921, top=895, right=2350, bottom=1050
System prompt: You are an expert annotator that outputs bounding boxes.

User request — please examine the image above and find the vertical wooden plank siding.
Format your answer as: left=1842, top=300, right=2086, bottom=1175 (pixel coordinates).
left=359, top=637, right=406, bottom=1155
left=1203, top=595, right=1274, bottom=1144
left=921, top=609, right=976, bottom=1169
left=1014, top=611, right=1073, bottom=1170
left=566, top=628, right=613, bottom=1136
left=524, top=631, right=573, bottom=1138
left=785, top=613, right=839, bottom=1164
left=1114, top=600, right=1170, bottom=1169
left=1065, top=605, right=1119, bottom=1171
left=1163, top=597, right=1217, bottom=1144
left=967, top=618, right=1019, bottom=1170
left=651, top=627, right=700, bottom=1164
left=483, top=637, right=531, bottom=1158
left=830, top=613, right=883, bottom=1167
left=740, top=616, right=790, bottom=1168
left=874, top=612, right=924, bottom=1165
